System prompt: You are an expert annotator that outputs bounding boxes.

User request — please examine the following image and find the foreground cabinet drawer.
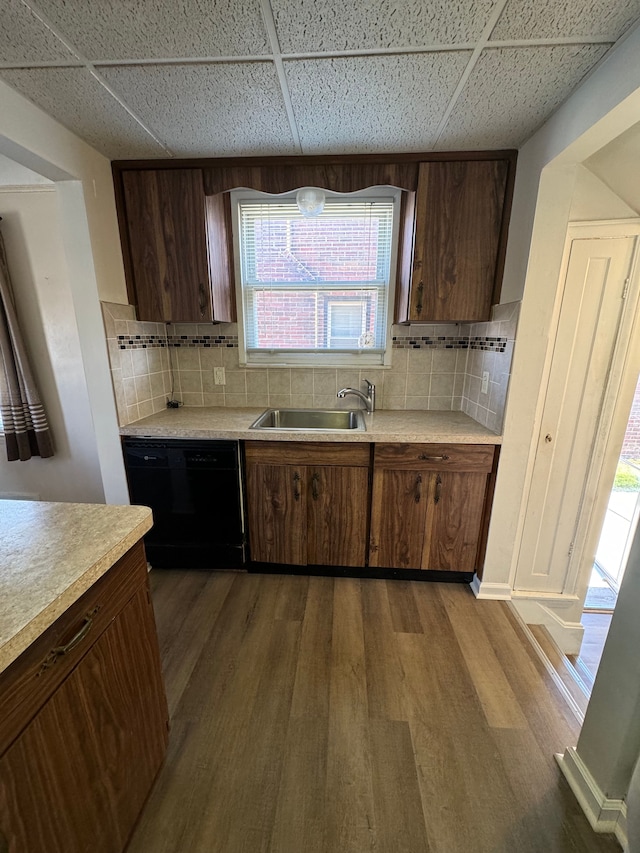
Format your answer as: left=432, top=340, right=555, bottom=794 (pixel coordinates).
left=374, top=442, right=495, bottom=472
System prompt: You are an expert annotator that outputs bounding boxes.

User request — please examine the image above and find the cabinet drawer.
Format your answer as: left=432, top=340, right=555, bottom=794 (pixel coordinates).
left=374, top=443, right=495, bottom=472
left=245, top=441, right=371, bottom=467
left=0, top=540, right=148, bottom=755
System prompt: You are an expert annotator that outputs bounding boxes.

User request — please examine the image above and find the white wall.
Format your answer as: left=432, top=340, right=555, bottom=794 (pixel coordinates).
left=569, top=165, right=637, bottom=220
left=0, top=80, right=130, bottom=503
left=482, top=22, right=640, bottom=596
left=0, top=189, right=105, bottom=501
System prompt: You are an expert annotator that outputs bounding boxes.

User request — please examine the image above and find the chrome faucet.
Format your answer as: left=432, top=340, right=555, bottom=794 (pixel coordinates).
left=337, top=379, right=376, bottom=414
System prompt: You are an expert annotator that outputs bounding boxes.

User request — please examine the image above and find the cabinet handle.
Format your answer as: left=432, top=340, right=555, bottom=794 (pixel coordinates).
left=293, top=471, right=301, bottom=502
left=434, top=474, right=442, bottom=505
left=38, top=607, right=99, bottom=674
left=414, top=474, right=422, bottom=503
left=418, top=454, right=450, bottom=462
left=311, top=472, right=320, bottom=501
left=198, top=283, right=207, bottom=318
left=416, top=281, right=424, bottom=315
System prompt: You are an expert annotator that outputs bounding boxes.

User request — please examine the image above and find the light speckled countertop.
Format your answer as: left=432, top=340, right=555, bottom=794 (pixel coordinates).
left=120, top=407, right=501, bottom=444
left=0, top=500, right=152, bottom=674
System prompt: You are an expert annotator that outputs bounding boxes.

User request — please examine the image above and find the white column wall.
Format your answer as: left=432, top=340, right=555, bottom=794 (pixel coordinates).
left=0, top=80, right=130, bottom=503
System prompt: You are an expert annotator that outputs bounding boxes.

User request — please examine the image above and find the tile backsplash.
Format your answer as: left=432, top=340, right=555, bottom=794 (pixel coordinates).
left=102, top=301, right=519, bottom=434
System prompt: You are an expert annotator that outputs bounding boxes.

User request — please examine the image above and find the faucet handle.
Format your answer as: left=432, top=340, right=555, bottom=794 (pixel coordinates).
left=363, top=378, right=376, bottom=412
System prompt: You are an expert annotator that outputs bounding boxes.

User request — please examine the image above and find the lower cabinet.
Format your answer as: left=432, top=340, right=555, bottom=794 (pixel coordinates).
left=369, top=443, right=496, bottom=572
left=245, top=441, right=370, bottom=567
left=0, top=541, right=168, bottom=853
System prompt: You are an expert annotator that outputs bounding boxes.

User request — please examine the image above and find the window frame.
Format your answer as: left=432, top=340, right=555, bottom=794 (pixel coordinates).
left=231, top=187, right=401, bottom=368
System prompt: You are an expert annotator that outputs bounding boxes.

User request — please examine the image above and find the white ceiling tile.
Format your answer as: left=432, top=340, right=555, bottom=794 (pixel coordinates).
left=491, top=0, right=640, bottom=41
left=285, top=53, right=472, bottom=153
left=0, top=68, right=167, bottom=158
left=0, top=0, right=77, bottom=62
left=438, top=44, right=611, bottom=150
left=38, top=0, right=269, bottom=61
left=272, top=0, right=498, bottom=52
left=98, top=63, right=297, bottom=157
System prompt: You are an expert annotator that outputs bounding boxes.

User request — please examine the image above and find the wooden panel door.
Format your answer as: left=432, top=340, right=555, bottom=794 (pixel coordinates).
left=423, top=471, right=489, bottom=572
left=369, top=468, right=428, bottom=569
left=122, top=169, right=211, bottom=322
left=409, top=160, right=509, bottom=322
left=0, top=585, right=168, bottom=853
left=246, top=463, right=307, bottom=565
left=515, top=236, right=638, bottom=594
left=307, top=465, right=369, bottom=567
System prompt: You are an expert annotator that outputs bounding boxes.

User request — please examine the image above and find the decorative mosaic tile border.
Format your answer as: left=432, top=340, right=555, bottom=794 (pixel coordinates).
left=117, top=332, right=504, bottom=353
left=468, top=336, right=507, bottom=353
left=117, top=334, right=239, bottom=350
left=392, top=335, right=507, bottom=352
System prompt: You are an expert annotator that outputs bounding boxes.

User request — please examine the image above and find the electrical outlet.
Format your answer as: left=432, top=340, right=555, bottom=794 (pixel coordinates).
left=214, top=367, right=226, bottom=385
left=481, top=371, right=490, bottom=395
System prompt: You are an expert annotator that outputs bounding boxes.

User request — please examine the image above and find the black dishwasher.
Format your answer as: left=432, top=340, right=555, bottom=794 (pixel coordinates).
left=122, top=438, right=245, bottom=569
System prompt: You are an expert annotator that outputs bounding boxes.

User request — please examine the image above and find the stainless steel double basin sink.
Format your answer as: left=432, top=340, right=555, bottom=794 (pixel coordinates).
left=249, top=408, right=366, bottom=432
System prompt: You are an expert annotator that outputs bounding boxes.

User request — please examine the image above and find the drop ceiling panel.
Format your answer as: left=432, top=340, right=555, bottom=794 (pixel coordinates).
left=39, top=0, right=269, bottom=61
left=439, top=44, right=610, bottom=149
left=285, top=53, right=472, bottom=153
left=99, top=63, right=297, bottom=157
left=492, top=0, right=640, bottom=41
left=0, top=68, right=167, bottom=158
left=272, top=0, right=498, bottom=51
left=0, top=0, right=77, bottom=63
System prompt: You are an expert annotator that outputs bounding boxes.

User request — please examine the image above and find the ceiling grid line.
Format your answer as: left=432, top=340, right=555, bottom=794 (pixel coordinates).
left=259, top=0, right=302, bottom=153
left=15, top=0, right=175, bottom=156
left=432, top=0, right=512, bottom=148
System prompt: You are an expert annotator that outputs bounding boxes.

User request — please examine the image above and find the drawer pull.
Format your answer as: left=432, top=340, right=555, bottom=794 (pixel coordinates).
left=293, top=471, right=301, bottom=502
left=311, top=472, right=320, bottom=501
left=38, top=608, right=99, bottom=674
left=418, top=454, right=450, bottom=462
left=416, top=281, right=424, bottom=315
left=434, top=474, right=442, bottom=505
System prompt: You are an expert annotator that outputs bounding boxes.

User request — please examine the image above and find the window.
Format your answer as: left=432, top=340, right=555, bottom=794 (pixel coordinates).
left=232, top=188, right=400, bottom=366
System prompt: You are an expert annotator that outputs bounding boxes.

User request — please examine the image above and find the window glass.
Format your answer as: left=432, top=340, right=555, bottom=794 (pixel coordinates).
left=232, top=189, right=400, bottom=366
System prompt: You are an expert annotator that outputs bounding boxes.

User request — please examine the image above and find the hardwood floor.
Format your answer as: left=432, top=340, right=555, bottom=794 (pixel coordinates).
left=127, top=571, right=621, bottom=853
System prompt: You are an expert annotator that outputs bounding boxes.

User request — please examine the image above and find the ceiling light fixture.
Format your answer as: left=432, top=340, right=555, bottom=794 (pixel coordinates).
left=296, top=187, right=326, bottom=217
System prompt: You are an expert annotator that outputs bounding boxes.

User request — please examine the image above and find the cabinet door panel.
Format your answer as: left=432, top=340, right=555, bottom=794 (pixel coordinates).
left=246, top=463, right=307, bottom=565
left=0, top=585, right=168, bottom=853
left=410, top=160, right=509, bottom=322
left=307, top=466, right=369, bottom=567
left=122, top=169, right=210, bottom=322
left=369, top=469, right=427, bottom=569
left=424, top=472, right=488, bottom=572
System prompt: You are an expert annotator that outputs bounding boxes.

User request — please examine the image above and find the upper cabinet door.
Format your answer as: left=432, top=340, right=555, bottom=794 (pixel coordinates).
left=121, top=169, right=234, bottom=323
left=407, top=160, right=510, bottom=323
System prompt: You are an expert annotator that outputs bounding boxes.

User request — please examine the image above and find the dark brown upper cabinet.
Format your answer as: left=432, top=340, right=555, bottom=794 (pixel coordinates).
left=395, top=159, right=512, bottom=323
left=118, top=169, right=235, bottom=323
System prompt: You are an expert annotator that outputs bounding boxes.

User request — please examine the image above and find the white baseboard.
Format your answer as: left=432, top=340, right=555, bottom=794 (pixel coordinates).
left=510, top=598, right=584, bottom=654
left=470, top=576, right=512, bottom=599
left=557, top=748, right=628, bottom=848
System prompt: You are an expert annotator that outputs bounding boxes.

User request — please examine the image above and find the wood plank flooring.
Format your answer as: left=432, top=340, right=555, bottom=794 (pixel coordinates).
left=127, top=571, right=621, bottom=853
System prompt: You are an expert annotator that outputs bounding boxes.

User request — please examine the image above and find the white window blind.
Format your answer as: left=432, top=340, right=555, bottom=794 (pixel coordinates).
left=234, top=193, right=398, bottom=365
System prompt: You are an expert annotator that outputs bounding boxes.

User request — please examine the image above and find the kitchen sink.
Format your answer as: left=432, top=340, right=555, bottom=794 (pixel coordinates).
left=249, top=408, right=366, bottom=432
